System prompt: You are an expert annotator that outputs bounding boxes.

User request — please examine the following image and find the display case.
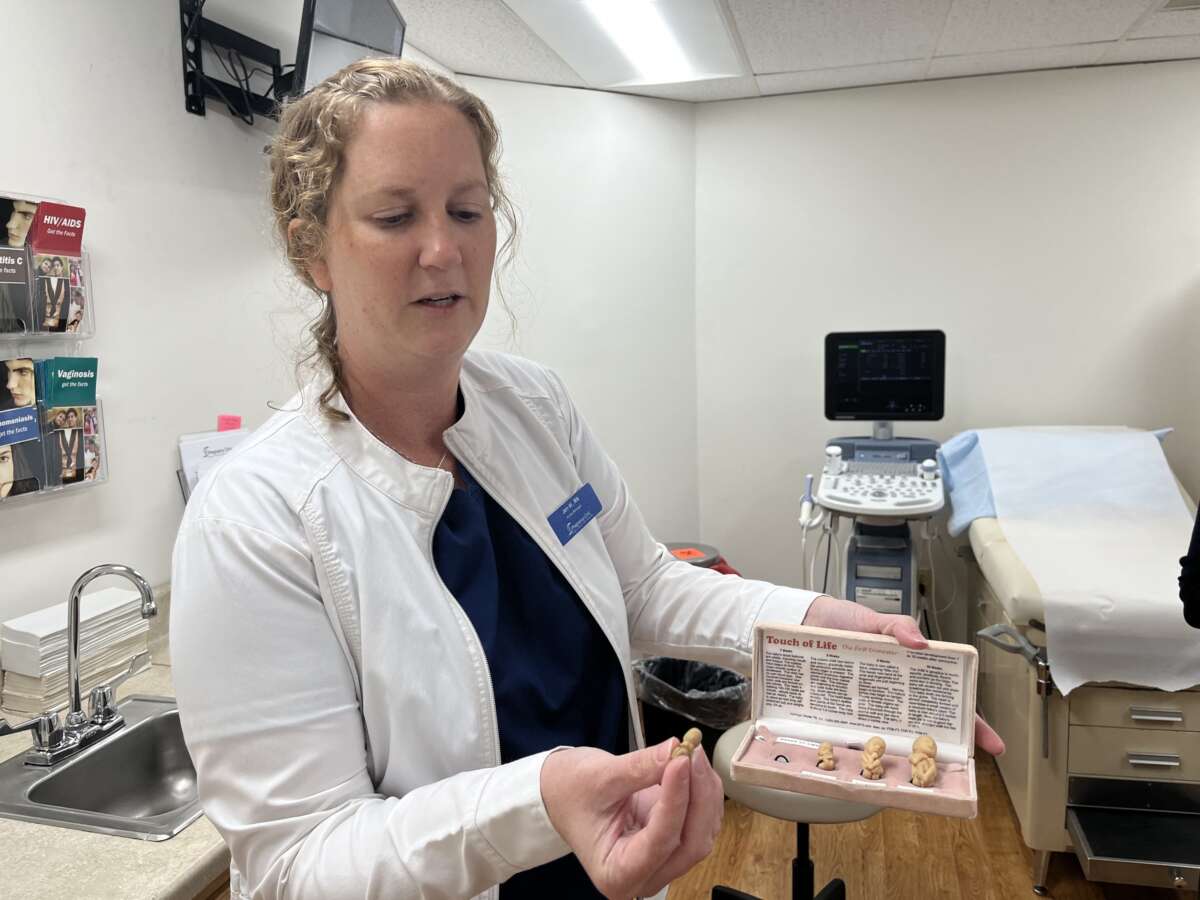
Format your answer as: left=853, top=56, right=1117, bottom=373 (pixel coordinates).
left=730, top=623, right=979, bottom=818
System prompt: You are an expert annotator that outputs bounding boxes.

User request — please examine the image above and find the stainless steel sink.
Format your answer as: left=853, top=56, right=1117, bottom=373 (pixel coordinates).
left=0, top=695, right=202, bottom=840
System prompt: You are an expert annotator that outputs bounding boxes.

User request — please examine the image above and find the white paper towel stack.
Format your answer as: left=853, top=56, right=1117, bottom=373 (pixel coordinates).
left=0, top=587, right=150, bottom=717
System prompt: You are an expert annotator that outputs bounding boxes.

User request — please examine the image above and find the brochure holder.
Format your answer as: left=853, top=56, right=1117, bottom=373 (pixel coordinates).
left=730, top=623, right=979, bottom=818
left=1, top=192, right=103, bottom=508
left=0, top=250, right=94, bottom=340
left=0, top=399, right=108, bottom=507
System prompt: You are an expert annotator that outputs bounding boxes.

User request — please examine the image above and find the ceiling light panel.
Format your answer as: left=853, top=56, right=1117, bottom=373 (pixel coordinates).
left=1131, top=9, right=1200, bottom=38
left=938, top=0, right=1155, bottom=56
left=505, top=0, right=743, bottom=86
left=927, top=43, right=1109, bottom=80
left=1100, top=32, right=1200, bottom=62
left=756, top=58, right=927, bottom=95
left=392, top=0, right=587, bottom=86
left=728, top=0, right=951, bottom=74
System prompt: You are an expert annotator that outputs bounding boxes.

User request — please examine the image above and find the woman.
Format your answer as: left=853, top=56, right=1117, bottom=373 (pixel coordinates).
left=55, top=423, right=83, bottom=483
left=0, top=442, right=38, bottom=498
left=39, top=256, right=67, bottom=332
left=66, top=286, right=85, bottom=332
left=1183, top=515, right=1200, bottom=628
left=171, top=59, right=1002, bottom=900
left=83, top=437, right=99, bottom=481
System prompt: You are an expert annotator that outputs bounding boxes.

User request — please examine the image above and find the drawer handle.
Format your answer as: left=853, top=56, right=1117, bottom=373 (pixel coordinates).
left=1127, top=752, right=1182, bottom=768
left=1129, top=706, right=1184, bottom=723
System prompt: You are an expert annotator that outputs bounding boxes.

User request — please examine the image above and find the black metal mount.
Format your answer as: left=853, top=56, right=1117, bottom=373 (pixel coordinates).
left=180, top=0, right=286, bottom=122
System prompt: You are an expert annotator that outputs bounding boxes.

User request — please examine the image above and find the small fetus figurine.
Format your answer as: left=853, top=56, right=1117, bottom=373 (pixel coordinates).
left=816, top=741, right=836, bottom=770
left=860, top=735, right=886, bottom=780
left=909, top=734, right=938, bottom=787
left=671, top=727, right=703, bottom=759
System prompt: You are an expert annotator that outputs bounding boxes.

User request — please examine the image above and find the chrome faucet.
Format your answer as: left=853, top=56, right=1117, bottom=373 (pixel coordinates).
left=66, top=564, right=156, bottom=727
left=0, top=564, right=156, bottom=766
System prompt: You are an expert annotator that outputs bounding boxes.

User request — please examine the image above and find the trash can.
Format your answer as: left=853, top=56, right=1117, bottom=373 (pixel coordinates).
left=635, top=542, right=750, bottom=761
left=634, top=657, right=749, bottom=762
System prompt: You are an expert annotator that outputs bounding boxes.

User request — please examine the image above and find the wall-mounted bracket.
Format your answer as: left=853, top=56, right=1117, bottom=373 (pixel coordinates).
left=180, top=0, right=284, bottom=121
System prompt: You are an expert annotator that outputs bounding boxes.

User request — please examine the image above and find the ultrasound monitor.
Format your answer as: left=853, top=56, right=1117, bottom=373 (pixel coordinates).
left=825, top=330, right=945, bottom=422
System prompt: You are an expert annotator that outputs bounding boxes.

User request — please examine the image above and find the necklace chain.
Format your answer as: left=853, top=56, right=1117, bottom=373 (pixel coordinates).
left=397, top=447, right=449, bottom=472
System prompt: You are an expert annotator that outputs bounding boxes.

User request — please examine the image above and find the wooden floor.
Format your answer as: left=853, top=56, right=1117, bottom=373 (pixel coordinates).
left=668, top=753, right=1185, bottom=900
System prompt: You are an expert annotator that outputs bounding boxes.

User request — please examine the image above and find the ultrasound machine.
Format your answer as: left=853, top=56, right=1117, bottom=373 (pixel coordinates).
left=798, top=330, right=948, bottom=633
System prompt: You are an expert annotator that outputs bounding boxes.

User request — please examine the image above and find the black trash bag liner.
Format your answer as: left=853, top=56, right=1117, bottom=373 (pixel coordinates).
left=632, top=657, right=749, bottom=731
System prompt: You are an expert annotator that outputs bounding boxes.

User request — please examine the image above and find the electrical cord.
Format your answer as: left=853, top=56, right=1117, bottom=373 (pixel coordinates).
left=839, top=517, right=850, bottom=598
left=182, top=0, right=208, bottom=46
left=182, top=0, right=252, bottom=123
left=925, top=529, right=943, bottom=640
left=806, top=520, right=835, bottom=600
left=809, top=526, right=832, bottom=596
left=935, top=531, right=961, bottom=617
left=797, top=480, right=825, bottom=591
left=213, top=47, right=256, bottom=124
left=822, top=521, right=834, bottom=594
left=203, top=71, right=255, bottom=125
left=188, top=0, right=292, bottom=124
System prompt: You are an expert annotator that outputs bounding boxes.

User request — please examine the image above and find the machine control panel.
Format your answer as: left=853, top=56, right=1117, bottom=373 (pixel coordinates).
left=816, top=459, right=944, bottom=516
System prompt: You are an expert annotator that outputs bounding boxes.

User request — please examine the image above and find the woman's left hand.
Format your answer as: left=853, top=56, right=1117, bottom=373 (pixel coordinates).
left=802, top=594, right=1006, bottom=757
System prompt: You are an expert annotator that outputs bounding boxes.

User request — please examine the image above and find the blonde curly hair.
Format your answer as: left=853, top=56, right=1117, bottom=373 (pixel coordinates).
left=268, top=58, right=518, bottom=420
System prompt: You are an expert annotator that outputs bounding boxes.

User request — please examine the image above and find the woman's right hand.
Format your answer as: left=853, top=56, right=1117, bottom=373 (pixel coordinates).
left=539, top=738, right=724, bottom=899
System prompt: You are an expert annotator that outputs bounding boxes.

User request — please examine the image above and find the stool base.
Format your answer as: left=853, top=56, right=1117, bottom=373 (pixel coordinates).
left=711, top=822, right=847, bottom=900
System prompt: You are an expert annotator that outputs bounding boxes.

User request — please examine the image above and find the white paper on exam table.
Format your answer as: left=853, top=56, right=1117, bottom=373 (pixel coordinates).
left=976, top=427, right=1198, bottom=694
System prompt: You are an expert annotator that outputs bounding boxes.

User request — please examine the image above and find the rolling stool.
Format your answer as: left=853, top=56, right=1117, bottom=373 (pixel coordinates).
left=710, top=722, right=879, bottom=900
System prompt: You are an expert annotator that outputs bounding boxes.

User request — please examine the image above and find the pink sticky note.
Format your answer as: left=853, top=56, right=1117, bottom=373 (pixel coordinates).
left=217, top=415, right=242, bottom=432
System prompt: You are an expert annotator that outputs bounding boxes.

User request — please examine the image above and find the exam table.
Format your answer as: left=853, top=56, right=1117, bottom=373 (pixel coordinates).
left=967, top=512, right=1200, bottom=895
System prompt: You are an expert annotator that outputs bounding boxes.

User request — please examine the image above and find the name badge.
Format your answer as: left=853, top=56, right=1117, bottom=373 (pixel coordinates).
left=548, top=483, right=602, bottom=545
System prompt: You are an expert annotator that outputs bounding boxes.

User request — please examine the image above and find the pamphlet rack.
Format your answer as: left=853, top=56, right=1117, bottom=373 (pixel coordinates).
left=1, top=256, right=107, bottom=508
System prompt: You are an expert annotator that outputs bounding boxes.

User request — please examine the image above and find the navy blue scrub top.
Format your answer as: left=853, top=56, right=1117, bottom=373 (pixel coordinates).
left=432, top=463, right=629, bottom=898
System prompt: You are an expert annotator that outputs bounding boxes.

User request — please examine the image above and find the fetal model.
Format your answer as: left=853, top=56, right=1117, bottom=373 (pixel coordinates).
left=816, top=741, right=836, bottom=771
left=909, top=735, right=938, bottom=787
left=860, top=736, right=886, bottom=780
left=671, top=727, right=703, bottom=759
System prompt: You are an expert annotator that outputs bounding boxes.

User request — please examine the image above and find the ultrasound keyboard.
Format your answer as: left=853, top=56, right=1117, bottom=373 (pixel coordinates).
left=816, top=460, right=944, bottom=517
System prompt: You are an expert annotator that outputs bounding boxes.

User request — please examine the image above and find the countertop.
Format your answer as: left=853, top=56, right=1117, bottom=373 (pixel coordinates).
left=0, top=663, right=230, bottom=899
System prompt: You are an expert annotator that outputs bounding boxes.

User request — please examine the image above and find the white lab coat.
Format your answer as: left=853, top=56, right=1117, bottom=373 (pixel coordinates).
left=170, top=350, right=820, bottom=900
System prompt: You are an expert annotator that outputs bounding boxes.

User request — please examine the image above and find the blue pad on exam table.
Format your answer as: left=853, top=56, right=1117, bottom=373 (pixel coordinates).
left=937, top=428, right=1173, bottom=538
left=936, top=432, right=994, bottom=537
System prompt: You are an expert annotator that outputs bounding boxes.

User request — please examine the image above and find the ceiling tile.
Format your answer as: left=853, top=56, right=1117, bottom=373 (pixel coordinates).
left=1131, top=10, right=1200, bottom=38
left=398, top=0, right=586, bottom=87
left=727, top=0, right=951, bottom=74
left=938, top=0, right=1152, bottom=55
left=1099, top=33, right=1200, bottom=62
left=928, top=43, right=1109, bottom=79
left=612, top=76, right=762, bottom=103
left=756, top=59, right=928, bottom=95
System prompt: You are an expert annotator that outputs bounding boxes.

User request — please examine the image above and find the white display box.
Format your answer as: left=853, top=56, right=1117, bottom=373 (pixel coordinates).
left=730, top=623, right=979, bottom=818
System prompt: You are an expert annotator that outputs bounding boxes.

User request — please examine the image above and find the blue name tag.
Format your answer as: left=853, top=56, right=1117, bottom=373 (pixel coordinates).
left=548, top=483, right=602, bottom=545
left=0, top=407, right=40, bottom=446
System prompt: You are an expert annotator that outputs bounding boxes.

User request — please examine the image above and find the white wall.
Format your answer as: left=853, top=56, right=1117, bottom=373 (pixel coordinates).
left=464, top=76, right=700, bottom=544
left=0, top=1, right=301, bottom=622
left=695, top=61, right=1200, bottom=636
left=0, top=4, right=699, bottom=623
left=3, top=4, right=1192, bottom=637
